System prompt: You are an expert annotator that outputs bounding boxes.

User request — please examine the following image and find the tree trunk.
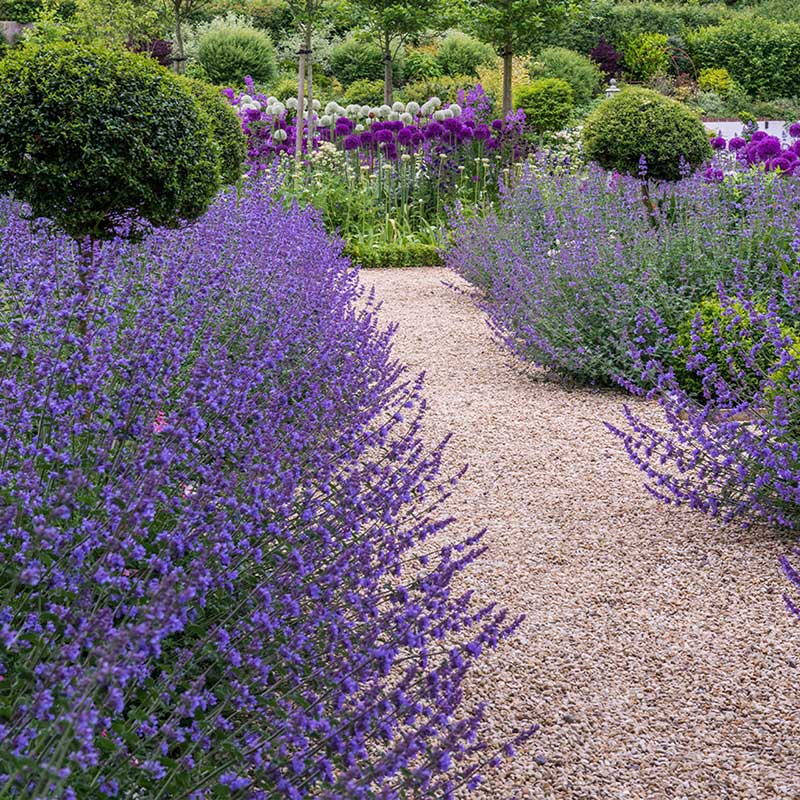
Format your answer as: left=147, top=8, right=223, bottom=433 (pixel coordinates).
left=305, top=25, right=315, bottom=145
left=383, top=31, right=393, bottom=106
left=173, top=0, right=185, bottom=74
left=295, top=42, right=307, bottom=165
left=502, top=46, right=513, bottom=117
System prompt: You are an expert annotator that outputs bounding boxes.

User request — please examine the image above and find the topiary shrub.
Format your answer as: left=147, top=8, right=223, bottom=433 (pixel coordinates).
left=435, top=31, right=495, bottom=78
left=514, top=78, right=574, bottom=134
left=529, top=46, right=602, bottom=108
left=178, top=76, right=246, bottom=185
left=622, top=31, right=670, bottom=81
left=0, top=42, right=220, bottom=241
left=330, top=36, right=388, bottom=86
left=582, top=87, right=711, bottom=181
left=343, top=77, right=384, bottom=105
left=197, top=25, right=277, bottom=87
left=698, top=66, right=734, bottom=98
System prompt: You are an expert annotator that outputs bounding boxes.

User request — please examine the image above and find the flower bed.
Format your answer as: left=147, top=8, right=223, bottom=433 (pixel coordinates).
left=0, top=180, right=525, bottom=797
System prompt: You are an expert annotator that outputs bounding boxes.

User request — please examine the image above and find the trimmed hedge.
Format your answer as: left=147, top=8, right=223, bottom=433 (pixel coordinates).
left=582, top=87, right=711, bottom=181
left=515, top=78, right=575, bottom=134
left=435, top=31, right=495, bottom=78
left=345, top=241, right=442, bottom=268
left=530, top=46, right=602, bottom=108
left=197, top=26, right=277, bottom=87
left=330, top=37, right=393, bottom=86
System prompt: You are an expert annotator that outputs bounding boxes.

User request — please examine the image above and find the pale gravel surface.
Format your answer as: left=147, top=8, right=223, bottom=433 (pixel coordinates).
left=361, top=267, right=800, bottom=800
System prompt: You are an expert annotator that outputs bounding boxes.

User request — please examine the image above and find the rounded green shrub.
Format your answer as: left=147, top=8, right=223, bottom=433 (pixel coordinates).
left=343, top=77, right=384, bottom=105
left=197, top=26, right=277, bottom=87
left=582, top=87, right=711, bottom=181
left=529, top=46, right=602, bottom=108
left=404, top=48, right=442, bottom=81
left=178, top=76, right=246, bottom=185
left=698, top=67, right=733, bottom=98
left=514, top=78, right=574, bottom=134
left=435, top=31, right=495, bottom=78
left=330, top=37, right=389, bottom=87
left=400, top=74, right=472, bottom=105
left=270, top=75, right=301, bottom=101
left=0, top=42, right=220, bottom=240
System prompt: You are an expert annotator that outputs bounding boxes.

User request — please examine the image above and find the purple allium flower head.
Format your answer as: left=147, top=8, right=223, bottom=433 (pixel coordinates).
left=789, top=121, right=800, bottom=138
left=397, top=126, right=418, bottom=145
left=491, top=119, right=504, bottom=131
left=757, top=135, right=782, bottom=159
left=710, top=136, right=727, bottom=150
left=359, top=130, right=374, bottom=146
left=473, top=124, right=491, bottom=141
left=751, top=130, right=768, bottom=142
left=424, top=122, right=445, bottom=139
left=343, top=134, right=361, bottom=150
left=375, top=129, right=394, bottom=144
left=728, top=136, right=746, bottom=151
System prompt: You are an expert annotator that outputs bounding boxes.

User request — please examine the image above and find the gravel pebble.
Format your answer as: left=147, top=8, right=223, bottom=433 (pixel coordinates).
left=361, top=267, right=800, bottom=799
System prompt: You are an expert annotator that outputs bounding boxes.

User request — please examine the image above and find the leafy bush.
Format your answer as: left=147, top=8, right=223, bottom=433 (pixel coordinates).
left=590, top=36, right=623, bottom=78
left=404, top=46, right=442, bottom=81
left=698, top=66, right=734, bottom=97
left=435, top=30, right=495, bottom=78
left=0, top=42, right=220, bottom=240
left=582, top=87, right=711, bottom=181
left=687, top=18, right=800, bottom=99
left=330, top=36, right=389, bottom=86
left=198, top=25, right=277, bottom=86
left=514, top=78, right=574, bottom=133
left=342, top=77, right=384, bottom=105
left=622, top=31, right=670, bottom=81
left=400, top=74, right=473, bottom=105
left=268, top=74, right=301, bottom=100
left=0, top=182, right=524, bottom=796
left=179, top=76, right=246, bottom=184
left=345, top=240, right=443, bottom=268
left=529, top=46, right=602, bottom=108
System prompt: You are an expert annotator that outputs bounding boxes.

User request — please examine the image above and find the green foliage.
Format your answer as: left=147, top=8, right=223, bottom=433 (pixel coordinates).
left=464, top=0, right=570, bottom=55
left=69, top=0, right=165, bottom=48
left=178, top=76, right=246, bottom=184
left=529, top=46, right=602, bottom=107
left=698, top=66, right=734, bottom=97
left=197, top=25, right=277, bottom=87
left=345, top=241, right=442, bottom=268
left=582, top=87, right=711, bottom=181
left=269, top=74, right=301, bottom=99
left=623, top=31, right=670, bottom=81
left=435, top=30, right=494, bottom=77
left=404, top=47, right=442, bottom=81
left=687, top=18, right=800, bottom=98
left=343, top=77, right=384, bottom=104
left=329, top=35, right=386, bottom=86
left=399, top=73, right=473, bottom=104
left=514, top=78, right=574, bottom=133
left=0, top=0, right=74, bottom=24
left=0, top=42, right=220, bottom=240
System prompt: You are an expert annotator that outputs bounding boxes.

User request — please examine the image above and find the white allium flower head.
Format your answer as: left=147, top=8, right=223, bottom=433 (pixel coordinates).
left=433, top=109, right=446, bottom=121
left=334, top=104, right=346, bottom=116
left=388, top=111, right=401, bottom=121
left=369, top=107, right=381, bottom=117
left=420, top=101, right=433, bottom=116
left=273, top=129, right=288, bottom=141
left=400, top=112, right=413, bottom=125
left=430, top=96, right=442, bottom=108
left=286, top=97, right=298, bottom=110
left=360, top=105, right=371, bottom=116
left=318, top=115, right=332, bottom=127
left=312, top=99, right=321, bottom=110
left=273, top=102, right=285, bottom=116
left=448, top=103, right=461, bottom=117
left=405, top=101, right=420, bottom=115
left=378, top=104, right=392, bottom=116
left=267, top=96, right=278, bottom=104
left=240, top=94, right=252, bottom=104
left=392, top=101, right=404, bottom=112
left=251, top=100, right=262, bottom=111
left=355, top=123, right=364, bottom=132
left=346, top=104, right=358, bottom=116
left=325, top=101, right=338, bottom=115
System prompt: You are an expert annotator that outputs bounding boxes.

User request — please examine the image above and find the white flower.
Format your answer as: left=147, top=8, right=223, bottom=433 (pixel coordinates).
left=286, top=97, right=298, bottom=110
left=273, top=129, right=288, bottom=142
left=448, top=103, right=462, bottom=117
left=240, top=94, right=252, bottom=104
left=378, top=104, right=392, bottom=117
left=325, top=101, right=338, bottom=115
left=355, top=124, right=365, bottom=132
left=429, top=96, right=442, bottom=109
left=312, top=99, right=321, bottom=111
left=433, top=109, right=446, bottom=121
left=318, top=115, right=332, bottom=127
left=388, top=111, right=401, bottom=121
left=405, top=101, right=420, bottom=115
left=400, top=112, right=413, bottom=125
left=392, top=101, right=405, bottom=112
left=250, top=100, right=262, bottom=111
left=272, top=102, right=286, bottom=116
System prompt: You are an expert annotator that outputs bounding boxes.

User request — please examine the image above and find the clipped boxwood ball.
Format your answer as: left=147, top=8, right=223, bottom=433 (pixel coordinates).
left=197, top=27, right=277, bottom=88
left=178, top=76, right=246, bottom=185
left=0, top=42, right=221, bottom=240
left=514, top=78, right=574, bottom=134
left=582, top=87, right=711, bottom=181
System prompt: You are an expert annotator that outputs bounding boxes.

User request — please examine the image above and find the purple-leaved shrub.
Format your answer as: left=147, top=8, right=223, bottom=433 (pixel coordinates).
left=0, top=180, right=527, bottom=798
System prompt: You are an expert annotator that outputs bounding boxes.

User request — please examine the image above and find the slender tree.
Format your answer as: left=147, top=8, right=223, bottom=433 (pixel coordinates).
left=165, top=0, right=211, bottom=72
left=344, top=0, right=442, bottom=104
left=463, top=0, right=572, bottom=116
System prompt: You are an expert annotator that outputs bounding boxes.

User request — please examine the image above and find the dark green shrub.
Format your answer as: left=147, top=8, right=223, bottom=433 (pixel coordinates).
left=582, top=87, right=711, bottom=181
left=687, top=18, right=800, bottom=99
left=343, top=77, right=384, bottom=105
left=345, top=241, right=442, bottom=268
left=404, top=47, right=442, bottom=81
left=514, top=78, right=574, bottom=134
left=529, top=46, right=602, bottom=107
left=330, top=37, right=388, bottom=86
left=0, top=42, right=220, bottom=240
left=435, top=31, right=495, bottom=78
left=178, top=76, right=246, bottom=184
left=197, top=25, right=277, bottom=87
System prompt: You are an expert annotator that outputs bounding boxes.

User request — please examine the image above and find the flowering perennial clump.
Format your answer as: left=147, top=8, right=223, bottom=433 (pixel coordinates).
left=708, top=122, right=800, bottom=175
left=0, top=181, right=527, bottom=797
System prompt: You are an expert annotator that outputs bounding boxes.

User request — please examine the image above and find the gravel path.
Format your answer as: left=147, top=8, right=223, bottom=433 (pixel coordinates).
left=361, top=267, right=800, bottom=800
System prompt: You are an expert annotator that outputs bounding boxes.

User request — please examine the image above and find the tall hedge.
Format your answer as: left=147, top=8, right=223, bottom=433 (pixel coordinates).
left=0, top=42, right=221, bottom=240
left=687, top=18, right=800, bottom=99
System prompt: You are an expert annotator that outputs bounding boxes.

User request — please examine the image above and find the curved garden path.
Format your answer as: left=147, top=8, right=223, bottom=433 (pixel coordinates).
left=361, top=267, right=800, bottom=800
